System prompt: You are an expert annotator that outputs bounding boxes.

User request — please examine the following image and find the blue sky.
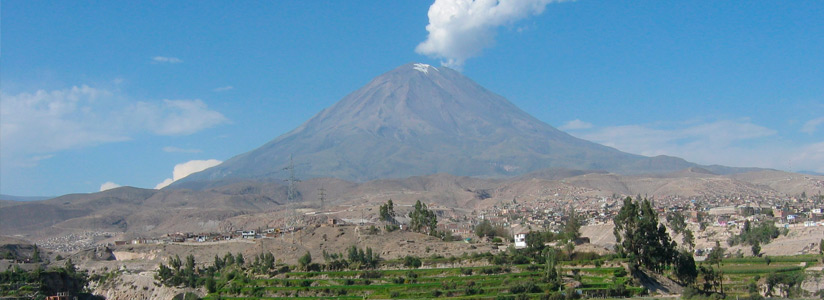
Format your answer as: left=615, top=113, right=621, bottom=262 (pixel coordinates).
left=2, top=0, right=822, bottom=196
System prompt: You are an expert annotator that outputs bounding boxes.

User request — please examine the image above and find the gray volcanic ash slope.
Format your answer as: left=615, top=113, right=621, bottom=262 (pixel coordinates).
left=176, top=63, right=718, bottom=187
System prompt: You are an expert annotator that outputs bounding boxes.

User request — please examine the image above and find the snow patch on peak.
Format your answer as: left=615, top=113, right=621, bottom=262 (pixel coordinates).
left=413, top=63, right=437, bottom=74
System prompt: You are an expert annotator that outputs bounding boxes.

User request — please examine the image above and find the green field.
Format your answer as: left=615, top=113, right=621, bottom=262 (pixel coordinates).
left=176, top=253, right=821, bottom=300
left=201, top=263, right=639, bottom=299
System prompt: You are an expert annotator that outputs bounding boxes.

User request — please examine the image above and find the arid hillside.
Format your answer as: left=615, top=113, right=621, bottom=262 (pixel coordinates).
left=1, top=168, right=821, bottom=246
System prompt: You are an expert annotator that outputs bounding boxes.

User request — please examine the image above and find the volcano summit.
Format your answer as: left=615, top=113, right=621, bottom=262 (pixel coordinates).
left=177, top=63, right=709, bottom=187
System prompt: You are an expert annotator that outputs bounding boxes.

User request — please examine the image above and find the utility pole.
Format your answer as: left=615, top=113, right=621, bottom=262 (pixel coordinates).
left=318, top=186, right=326, bottom=210
left=282, top=154, right=301, bottom=243
left=283, top=155, right=300, bottom=203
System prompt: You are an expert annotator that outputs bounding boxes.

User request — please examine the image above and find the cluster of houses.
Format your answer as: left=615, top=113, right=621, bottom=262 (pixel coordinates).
left=112, top=226, right=307, bottom=246
left=462, top=193, right=824, bottom=250
left=107, top=191, right=824, bottom=253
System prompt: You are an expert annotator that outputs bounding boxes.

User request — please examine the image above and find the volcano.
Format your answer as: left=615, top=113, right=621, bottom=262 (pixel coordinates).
left=176, top=63, right=703, bottom=187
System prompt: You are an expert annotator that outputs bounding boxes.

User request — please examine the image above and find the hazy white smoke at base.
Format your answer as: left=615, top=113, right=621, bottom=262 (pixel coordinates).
left=99, top=181, right=121, bottom=192
left=155, top=159, right=222, bottom=189
left=416, top=0, right=566, bottom=68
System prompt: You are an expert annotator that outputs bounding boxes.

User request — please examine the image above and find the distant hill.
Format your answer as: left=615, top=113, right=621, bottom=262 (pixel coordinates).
left=0, top=194, right=53, bottom=202
left=800, top=170, right=824, bottom=176
left=174, top=63, right=748, bottom=187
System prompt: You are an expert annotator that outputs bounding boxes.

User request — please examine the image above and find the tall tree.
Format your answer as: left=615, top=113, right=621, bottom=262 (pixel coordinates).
left=706, top=240, right=725, bottom=294
left=409, top=200, right=437, bottom=235
left=563, top=207, right=582, bottom=241
left=379, top=199, right=396, bottom=224
left=751, top=240, right=761, bottom=257
left=819, top=238, right=824, bottom=255
left=613, top=196, right=677, bottom=273
left=298, top=251, right=312, bottom=270
left=683, top=229, right=695, bottom=251
left=474, top=219, right=494, bottom=238
left=31, top=244, right=41, bottom=263
left=213, top=255, right=224, bottom=270
left=673, top=250, right=697, bottom=285
left=543, top=247, right=561, bottom=290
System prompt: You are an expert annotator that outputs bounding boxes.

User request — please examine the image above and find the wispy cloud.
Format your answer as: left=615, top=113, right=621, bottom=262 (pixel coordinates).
left=99, top=182, right=121, bottom=192
left=802, top=117, right=824, bottom=134
left=565, top=119, right=824, bottom=172
left=213, top=86, right=234, bottom=92
left=162, top=146, right=203, bottom=154
left=793, top=142, right=824, bottom=173
left=0, top=85, right=228, bottom=167
left=416, top=0, right=568, bottom=68
left=559, top=119, right=593, bottom=130
left=577, top=119, right=776, bottom=157
left=155, top=159, right=222, bottom=189
left=131, top=99, right=228, bottom=136
left=152, top=56, right=183, bottom=64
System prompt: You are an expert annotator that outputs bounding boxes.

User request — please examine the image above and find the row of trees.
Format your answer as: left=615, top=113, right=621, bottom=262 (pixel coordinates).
left=321, top=246, right=381, bottom=270
left=157, top=251, right=280, bottom=289
left=612, top=197, right=718, bottom=295
left=378, top=199, right=440, bottom=236
left=614, top=197, right=771, bottom=298
left=156, top=254, right=200, bottom=288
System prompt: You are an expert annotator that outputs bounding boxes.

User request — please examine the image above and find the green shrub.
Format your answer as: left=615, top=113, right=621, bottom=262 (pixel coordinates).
left=510, top=281, right=542, bottom=294
left=512, top=255, right=530, bottom=264
left=403, top=256, right=422, bottom=268
left=465, top=286, right=481, bottom=295
left=359, top=270, right=382, bottom=278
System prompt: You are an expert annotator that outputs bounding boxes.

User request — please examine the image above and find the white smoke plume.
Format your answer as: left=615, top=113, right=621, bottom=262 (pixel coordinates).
left=416, top=0, right=567, bottom=68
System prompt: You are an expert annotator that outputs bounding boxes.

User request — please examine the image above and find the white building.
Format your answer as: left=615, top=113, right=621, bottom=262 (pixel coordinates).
left=512, top=225, right=530, bottom=249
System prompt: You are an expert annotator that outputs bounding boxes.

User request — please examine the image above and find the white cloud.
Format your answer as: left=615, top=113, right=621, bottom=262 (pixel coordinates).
left=99, top=182, right=121, bottom=192
left=559, top=119, right=593, bottom=130
left=0, top=86, right=228, bottom=167
left=213, top=86, right=234, bottom=92
left=793, top=142, right=824, bottom=173
left=0, top=86, right=125, bottom=161
left=131, top=99, right=228, bottom=136
left=162, top=146, right=202, bottom=153
left=802, top=117, right=824, bottom=134
left=152, top=56, right=183, bottom=64
left=416, top=0, right=567, bottom=68
left=155, top=159, right=222, bottom=189
left=569, top=119, right=824, bottom=172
